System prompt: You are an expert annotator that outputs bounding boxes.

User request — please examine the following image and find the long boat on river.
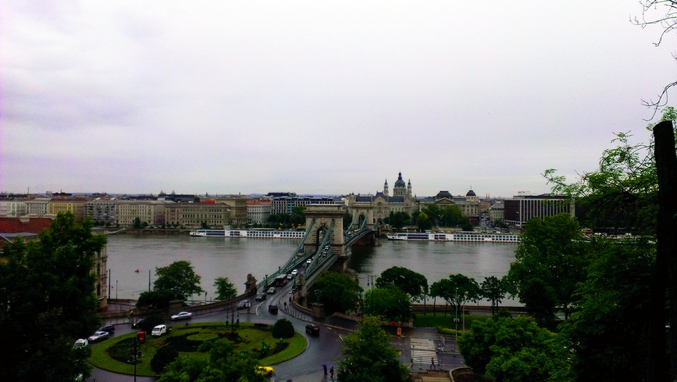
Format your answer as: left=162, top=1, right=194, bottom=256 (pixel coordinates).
left=386, top=232, right=519, bottom=243
left=190, top=229, right=306, bottom=239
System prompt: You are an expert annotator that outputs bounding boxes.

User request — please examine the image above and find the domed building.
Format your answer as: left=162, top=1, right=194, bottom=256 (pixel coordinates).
left=346, top=172, right=419, bottom=225
left=419, top=188, right=481, bottom=226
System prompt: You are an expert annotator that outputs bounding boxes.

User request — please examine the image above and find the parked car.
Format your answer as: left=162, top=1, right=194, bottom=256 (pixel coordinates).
left=305, top=324, right=320, bottom=335
left=256, top=366, right=274, bottom=376
left=98, top=324, right=115, bottom=333
left=268, top=305, right=278, bottom=314
left=267, top=287, right=276, bottom=294
left=73, top=338, right=88, bottom=348
left=171, top=311, right=192, bottom=321
left=151, top=324, right=168, bottom=337
left=88, top=331, right=109, bottom=342
left=237, top=299, right=251, bottom=310
left=255, top=292, right=267, bottom=301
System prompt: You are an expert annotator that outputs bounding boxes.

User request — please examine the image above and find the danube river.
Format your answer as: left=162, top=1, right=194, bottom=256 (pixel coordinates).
left=106, top=234, right=517, bottom=302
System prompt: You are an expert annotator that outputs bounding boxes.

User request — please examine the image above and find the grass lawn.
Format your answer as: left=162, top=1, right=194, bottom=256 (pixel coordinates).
left=89, top=322, right=307, bottom=377
left=414, top=312, right=492, bottom=333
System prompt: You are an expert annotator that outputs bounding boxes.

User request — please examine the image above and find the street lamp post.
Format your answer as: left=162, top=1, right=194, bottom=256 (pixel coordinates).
left=116, top=280, right=118, bottom=301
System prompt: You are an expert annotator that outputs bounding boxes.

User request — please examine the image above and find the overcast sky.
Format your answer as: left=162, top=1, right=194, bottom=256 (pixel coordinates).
left=2, top=1, right=675, bottom=198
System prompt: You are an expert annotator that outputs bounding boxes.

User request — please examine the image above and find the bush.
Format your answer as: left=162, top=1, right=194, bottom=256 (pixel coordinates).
left=150, top=345, right=178, bottom=373
left=271, top=318, right=294, bottom=339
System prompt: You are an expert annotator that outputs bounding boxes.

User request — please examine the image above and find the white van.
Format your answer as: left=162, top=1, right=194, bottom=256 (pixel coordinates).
left=151, top=324, right=167, bottom=337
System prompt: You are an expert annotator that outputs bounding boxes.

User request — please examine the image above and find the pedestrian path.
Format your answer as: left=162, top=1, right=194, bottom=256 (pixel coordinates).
left=410, top=338, right=437, bottom=368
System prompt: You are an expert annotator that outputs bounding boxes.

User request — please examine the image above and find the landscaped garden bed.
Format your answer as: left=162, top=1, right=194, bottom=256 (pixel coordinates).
left=90, top=322, right=307, bottom=377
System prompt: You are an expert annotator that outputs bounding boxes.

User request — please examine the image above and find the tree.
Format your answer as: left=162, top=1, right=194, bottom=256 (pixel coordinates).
left=154, top=260, right=204, bottom=301
left=544, top=111, right=677, bottom=379
left=441, top=205, right=466, bottom=227
left=458, top=316, right=570, bottom=381
left=272, top=318, right=295, bottom=339
left=213, top=277, right=237, bottom=301
left=560, top=237, right=655, bottom=382
left=416, top=211, right=432, bottom=231
left=632, top=2, right=677, bottom=114
left=158, top=339, right=266, bottom=382
left=422, top=204, right=442, bottom=226
left=388, top=211, right=411, bottom=230
left=290, top=206, right=306, bottom=226
left=151, top=345, right=179, bottom=373
left=137, top=289, right=176, bottom=309
left=133, top=217, right=142, bottom=229
left=0, top=212, right=106, bottom=381
left=375, top=266, right=428, bottom=302
left=504, top=213, right=588, bottom=328
left=430, top=274, right=481, bottom=319
left=480, top=276, right=506, bottom=316
left=337, top=316, right=410, bottom=382
left=363, top=285, right=412, bottom=322
left=313, top=271, right=363, bottom=315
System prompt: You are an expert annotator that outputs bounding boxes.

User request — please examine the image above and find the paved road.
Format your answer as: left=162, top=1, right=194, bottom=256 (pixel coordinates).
left=94, top=277, right=465, bottom=381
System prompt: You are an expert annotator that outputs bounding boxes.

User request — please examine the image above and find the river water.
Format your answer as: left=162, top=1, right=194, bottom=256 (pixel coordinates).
left=106, top=234, right=517, bottom=301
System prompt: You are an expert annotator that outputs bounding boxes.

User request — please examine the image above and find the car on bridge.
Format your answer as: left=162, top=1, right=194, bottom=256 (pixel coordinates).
left=267, top=287, right=276, bottom=294
left=291, top=269, right=298, bottom=276
left=255, top=292, right=267, bottom=301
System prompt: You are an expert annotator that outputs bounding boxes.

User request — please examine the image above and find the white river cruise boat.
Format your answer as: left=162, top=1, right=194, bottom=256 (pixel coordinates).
left=386, top=232, right=519, bottom=243
left=190, top=229, right=306, bottom=239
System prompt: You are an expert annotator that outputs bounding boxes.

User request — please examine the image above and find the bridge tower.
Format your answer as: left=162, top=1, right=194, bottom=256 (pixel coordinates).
left=303, top=204, right=346, bottom=258
left=348, top=202, right=375, bottom=230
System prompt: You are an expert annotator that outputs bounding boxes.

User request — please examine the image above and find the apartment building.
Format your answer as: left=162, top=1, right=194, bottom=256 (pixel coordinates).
left=84, top=199, right=117, bottom=225
left=165, top=202, right=230, bottom=228
left=216, top=197, right=248, bottom=227
left=114, top=200, right=168, bottom=227
left=247, top=200, right=271, bottom=224
left=0, top=199, right=28, bottom=217
left=48, top=198, right=86, bottom=220
left=503, top=193, right=574, bottom=227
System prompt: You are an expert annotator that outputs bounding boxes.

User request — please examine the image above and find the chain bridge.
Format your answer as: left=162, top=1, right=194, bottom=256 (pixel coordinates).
left=256, top=204, right=378, bottom=292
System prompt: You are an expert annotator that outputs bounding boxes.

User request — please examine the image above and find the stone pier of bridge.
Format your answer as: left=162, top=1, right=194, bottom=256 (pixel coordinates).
left=303, top=205, right=348, bottom=273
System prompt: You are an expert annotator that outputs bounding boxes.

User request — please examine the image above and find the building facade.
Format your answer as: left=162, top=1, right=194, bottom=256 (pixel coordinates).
left=503, top=194, right=574, bottom=227
left=247, top=200, right=271, bottom=224
left=347, top=172, right=419, bottom=225
left=0, top=200, right=28, bottom=217
left=165, top=202, right=230, bottom=228
left=114, top=200, right=168, bottom=227
left=48, top=199, right=86, bottom=220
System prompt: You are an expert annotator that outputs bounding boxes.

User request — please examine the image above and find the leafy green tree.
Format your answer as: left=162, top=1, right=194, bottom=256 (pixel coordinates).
left=480, top=276, right=506, bottom=316
left=153, top=260, right=204, bottom=301
left=559, top=237, right=655, bottom=382
left=388, top=211, right=411, bottom=230
left=416, top=211, right=433, bottom=231
left=461, top=222, right=474, bottom=231
left=136, top=289, right=176, bottom=309
left=422, top=204, right=443, bottom=226
left=337, top=316, right=410, bottom=382
left=133, top=216, right=142, bottom=229
left=442, top=205, right=467, bottom=227
left=430, top=274, right=481, bottom=318
left=0, top=212, right=106, bottom=381
left=290, top=206, right=306, bottom=226
left=376, top=266, right=428, bottom=302
left=272, top=318, right=295, bottom=339
left=364, top=285, right=412, bottom=321
left=213, top=277, right=237, bottom=301
left=313, top=271, right=363, bottom=315
left=158, top=339, right=266, bottom=382
left=458, top=316, right=571, bottom=382
left=504, top=213, right=588, bottom=328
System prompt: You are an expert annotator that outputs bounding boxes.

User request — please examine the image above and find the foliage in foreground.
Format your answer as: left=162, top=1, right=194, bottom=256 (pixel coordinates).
left=313, top=271, right=363, bottom=315
left=337, top=316, right=410, bottom=382
left=0, top=212, right=106, bottom=381
left=458, top=316, right=570, bottom=382
left=158, top=339, right=266, bottom=382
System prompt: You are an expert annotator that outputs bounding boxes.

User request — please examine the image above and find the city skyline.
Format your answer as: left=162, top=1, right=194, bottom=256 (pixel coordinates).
left=2, top=1, right=675, bottom=197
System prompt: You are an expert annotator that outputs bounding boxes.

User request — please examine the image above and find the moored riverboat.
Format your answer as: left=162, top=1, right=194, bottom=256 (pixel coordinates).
left=386, top=232, right=519, bottom=243
left=190, top=229, right=306, bottom=239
